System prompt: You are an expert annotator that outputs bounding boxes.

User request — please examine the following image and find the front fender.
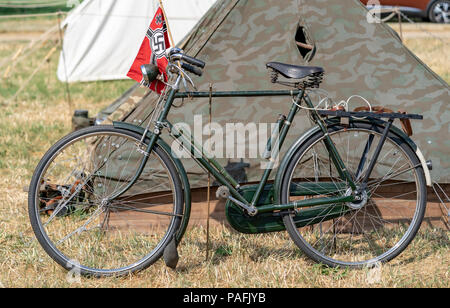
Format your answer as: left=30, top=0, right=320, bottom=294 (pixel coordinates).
left=273, top=117, right=432, bottom=203
left=112, top=121, right=191, bottom=243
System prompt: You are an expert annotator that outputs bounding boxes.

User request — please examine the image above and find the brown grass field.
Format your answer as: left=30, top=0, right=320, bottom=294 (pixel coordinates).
left=0, top=18, right=448, bottom=288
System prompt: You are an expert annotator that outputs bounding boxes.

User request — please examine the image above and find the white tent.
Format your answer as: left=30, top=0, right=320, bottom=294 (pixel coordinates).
left=57, top=0, right=216, bottom=83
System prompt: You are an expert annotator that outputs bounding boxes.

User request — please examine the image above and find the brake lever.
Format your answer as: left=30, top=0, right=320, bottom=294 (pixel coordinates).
left=182, top=76, right=189, bottom=92
left=182, top=71, right=198, bottom=92
left=166, top=63, right=197, bottom=92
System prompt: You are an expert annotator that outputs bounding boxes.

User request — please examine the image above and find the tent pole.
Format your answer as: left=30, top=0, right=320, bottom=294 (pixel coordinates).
left=57, top=11, right=73, bottom=112
left=396, top=7, right=403, bottom=42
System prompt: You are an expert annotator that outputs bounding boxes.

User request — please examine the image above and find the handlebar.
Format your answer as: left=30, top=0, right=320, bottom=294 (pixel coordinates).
left=178, top=54, right=206, bottom=69
left=167, top=47, right=206, bottom=73
left=170, top=53, right=206, bottom=69
left=181, top=62, right=203, bottom=77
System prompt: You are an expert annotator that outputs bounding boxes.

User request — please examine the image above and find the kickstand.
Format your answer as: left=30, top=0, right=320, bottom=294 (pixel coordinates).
left=163, top=235, right=179, bottom=270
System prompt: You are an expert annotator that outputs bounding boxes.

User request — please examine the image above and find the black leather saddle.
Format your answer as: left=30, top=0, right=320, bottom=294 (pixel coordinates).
left=266, top=62, right=324, bottom=80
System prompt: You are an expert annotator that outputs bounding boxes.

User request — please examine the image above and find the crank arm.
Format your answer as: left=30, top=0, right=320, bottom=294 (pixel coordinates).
left=228, top=196, right=258, bottom=216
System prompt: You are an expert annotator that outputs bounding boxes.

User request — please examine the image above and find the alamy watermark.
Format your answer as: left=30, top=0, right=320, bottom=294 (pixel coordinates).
left=170, top=115, right=281, bottom=169
left=66, top=260, right=81, bottom=284
left=366, top=0, right=383, bottom=24
left=66, top=0, right=82, bottom=8
left=366, top=262, right=383, bottom=284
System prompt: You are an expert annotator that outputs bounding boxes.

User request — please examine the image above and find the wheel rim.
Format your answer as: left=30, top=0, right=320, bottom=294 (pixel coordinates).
left=432, top=1, right=449, bottom=23
left=285, top=127, right=424, bottom=266
left=32, top=130, right=180, bottom=274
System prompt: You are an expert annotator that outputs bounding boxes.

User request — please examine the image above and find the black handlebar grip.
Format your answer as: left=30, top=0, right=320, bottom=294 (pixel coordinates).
left=181, top=54, right=206, bottom=69
left=181, top=62, right=203, bottom=77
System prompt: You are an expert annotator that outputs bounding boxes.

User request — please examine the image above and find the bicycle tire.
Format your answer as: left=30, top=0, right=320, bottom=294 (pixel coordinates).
left=28, top=125, right=184, bottom=277
left=280, top=121, right=427, bottom=268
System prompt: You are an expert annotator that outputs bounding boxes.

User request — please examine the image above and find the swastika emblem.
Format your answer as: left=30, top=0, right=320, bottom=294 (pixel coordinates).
left=155, top=14, right=163, bottom=25
left=150, top=30, right=166, bottom=58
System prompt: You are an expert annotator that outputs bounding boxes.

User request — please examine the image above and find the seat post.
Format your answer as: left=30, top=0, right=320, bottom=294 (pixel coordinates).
left=250, top=89, right=305, bottom=208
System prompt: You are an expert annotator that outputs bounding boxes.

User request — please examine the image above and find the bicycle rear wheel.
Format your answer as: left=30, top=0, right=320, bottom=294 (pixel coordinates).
left=28, top=126, right=184, bottom=277
left=281, top=121, right=427, bottom=267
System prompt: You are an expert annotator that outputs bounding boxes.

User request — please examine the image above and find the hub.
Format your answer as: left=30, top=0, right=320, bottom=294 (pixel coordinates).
left=345, top=187, right=369, bottom=210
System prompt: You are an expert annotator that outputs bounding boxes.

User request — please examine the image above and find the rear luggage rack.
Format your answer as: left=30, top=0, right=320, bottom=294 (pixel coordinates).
left=317, top=110, right=423, bottom=120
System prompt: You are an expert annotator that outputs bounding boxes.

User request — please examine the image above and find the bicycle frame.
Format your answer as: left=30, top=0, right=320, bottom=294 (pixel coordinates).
left=109, top=75, right=358, bottom=212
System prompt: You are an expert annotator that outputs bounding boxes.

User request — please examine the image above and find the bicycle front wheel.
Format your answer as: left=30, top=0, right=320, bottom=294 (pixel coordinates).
left=28, top=126, right=184, bottom=277
left=281, top=121, right=427, bottom=268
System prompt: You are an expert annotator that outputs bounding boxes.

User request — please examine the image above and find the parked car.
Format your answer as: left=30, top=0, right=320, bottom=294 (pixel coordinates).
left=361, top=0, right=449, bottom=23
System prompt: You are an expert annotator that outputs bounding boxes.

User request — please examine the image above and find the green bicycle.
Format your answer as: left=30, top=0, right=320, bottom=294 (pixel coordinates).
left=28, top=48, right=431, bottom=277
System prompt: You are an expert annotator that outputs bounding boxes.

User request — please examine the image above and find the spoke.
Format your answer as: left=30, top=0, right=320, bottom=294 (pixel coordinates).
left=287, top=127, right=424, bottom=265
left=108, top=204, right=182, bottom=218
left=33, top=129, right=183, bottom=273
left=296, top=206, right=354, bottom=226
left=371, top=189, right=417, bottom=200
left=117, top=192, right=174, bottom=204
left=99, top=171, right=169, bottom=202
left=367, top=163, right=419, bottom=187
left=365, top=154, right=404, bottom=195
left=44, top=172, right=98, bottom=226
left=55, top=205, right=106, bottom=246
left=311, top=207, right=363, bottom=252
left=290, top=180, right=345, bottom=196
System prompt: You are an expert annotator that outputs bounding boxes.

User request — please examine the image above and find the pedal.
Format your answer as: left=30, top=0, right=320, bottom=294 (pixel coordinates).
left=163, top=236, right=179, bottom=270
left=216, top=186, right=230, bottom=199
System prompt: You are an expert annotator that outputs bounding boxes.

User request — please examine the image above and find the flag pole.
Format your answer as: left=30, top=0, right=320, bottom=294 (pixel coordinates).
left=157, top=0, right=185, bottom=78
left=158, top=0, right=175, bottom=47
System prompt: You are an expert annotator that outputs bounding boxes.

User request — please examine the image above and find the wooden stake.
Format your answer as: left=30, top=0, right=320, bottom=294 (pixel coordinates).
left=206, top=83, right=213, bottom=261
left=3, top=46, right=23, bottom=79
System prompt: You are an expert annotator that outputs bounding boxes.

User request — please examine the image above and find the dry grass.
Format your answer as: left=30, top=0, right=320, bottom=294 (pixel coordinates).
left=0, top=18, right=448, bottom=288
left=0, top=221, right=448, bottom=288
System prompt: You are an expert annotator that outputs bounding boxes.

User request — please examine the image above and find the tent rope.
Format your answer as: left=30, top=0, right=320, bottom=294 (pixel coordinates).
left=57, top=10, right=73, bottom=111
left=0, top=1, right=67, bottom=9
left=398, top=11, right=449, bottom=46
left=3, top=45, right=57, bottom=105
left=380, top=8, right=448, bottom=46
left=0, top=24, right=59, bottom=71
left=432, top=183, right=450, bottom=227
left=0, top=11, right=66, bottom=19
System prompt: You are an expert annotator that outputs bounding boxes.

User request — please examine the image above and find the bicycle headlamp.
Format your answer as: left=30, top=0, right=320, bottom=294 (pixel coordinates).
left=140, top=64, right=160, bottom=84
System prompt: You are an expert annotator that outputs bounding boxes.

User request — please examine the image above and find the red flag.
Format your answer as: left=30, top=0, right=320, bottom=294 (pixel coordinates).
left=127, top=7, right=171, bottom=94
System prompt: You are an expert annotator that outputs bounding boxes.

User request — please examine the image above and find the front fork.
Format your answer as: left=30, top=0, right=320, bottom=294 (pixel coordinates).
left=106, top=130, right=160, bottom=202
left=106, top=80, right=181, bottom=202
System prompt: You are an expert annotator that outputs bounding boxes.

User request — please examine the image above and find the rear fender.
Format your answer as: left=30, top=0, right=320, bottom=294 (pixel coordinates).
left=273, top=118, right=432, bottom=203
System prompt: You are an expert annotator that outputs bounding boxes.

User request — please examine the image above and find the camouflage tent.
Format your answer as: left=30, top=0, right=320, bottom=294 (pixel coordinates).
left=103, top=0, right=450, bottom=186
